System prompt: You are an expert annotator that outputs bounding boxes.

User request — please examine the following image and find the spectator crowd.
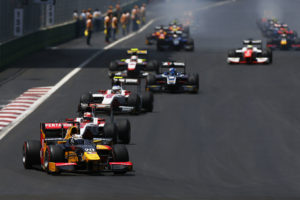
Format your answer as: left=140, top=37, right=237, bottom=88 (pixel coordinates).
left=72, top=3, right=147, bottom=45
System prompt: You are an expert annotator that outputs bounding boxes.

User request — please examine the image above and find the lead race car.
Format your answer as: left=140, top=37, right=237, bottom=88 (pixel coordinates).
left=108, top=48, right=159, bottom=79
left=78, top=83, right=154, bottom=115
left=145, top=62, right=199, bottom=93
left=22, top=122, right=133, bottom=174
left=227, top=39, right=272, bottom=64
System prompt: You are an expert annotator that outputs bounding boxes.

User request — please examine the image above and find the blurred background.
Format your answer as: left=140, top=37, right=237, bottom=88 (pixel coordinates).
left=0, top=0, right=138, bottom=43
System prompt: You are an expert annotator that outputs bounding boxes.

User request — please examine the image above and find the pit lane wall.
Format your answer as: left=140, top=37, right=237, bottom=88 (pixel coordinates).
left=0, top=0, right=146, bottom=69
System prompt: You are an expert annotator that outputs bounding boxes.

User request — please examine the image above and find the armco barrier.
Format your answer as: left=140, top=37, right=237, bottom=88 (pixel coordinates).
left=0, top=0, right=146, bottom=69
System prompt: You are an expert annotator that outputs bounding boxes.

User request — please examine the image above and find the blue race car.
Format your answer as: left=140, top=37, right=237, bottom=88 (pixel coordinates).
left=156, top=31, right=194, bottom=51
left=146, top=62, right=199, bottom=93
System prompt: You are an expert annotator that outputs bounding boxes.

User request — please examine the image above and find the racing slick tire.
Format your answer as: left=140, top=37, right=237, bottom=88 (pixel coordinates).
left=78, top=93, right=92, bottom=115
left=112, top=144, right=129, bottom=175
left=228, top=49, right=236, bottom=57
left=103, top=122, right=117, bottom=143
left=113, top=144, right=129, bottom=162
left=147, top=60, right=159, bottom=72
left=109, top=61, right=119, bottom=71
left=183, top=26, right=190, bottom=35
left=185, top=38, right=194, bottom=51
left=188, top=74, right=199, bottom=94
left=115, top=119, right=131, bottom=144
left=128, top=93, right=141, bottom=113
left=142, top=92, right=154, bottom=112
left=146, top=74, right=156, bottom=85
left=45, top=145, right=65, bottom=174
left=23, top=140, right=41, bottom=169
left=262, top=49, right=272, bottom=64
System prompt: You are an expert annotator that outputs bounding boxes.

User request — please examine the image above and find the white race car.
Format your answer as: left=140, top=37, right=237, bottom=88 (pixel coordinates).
left=108, top=48, right=159, bottom=78
left=78, top=85, right=153, bottom=115
left=227, top=39, right=272, bottom=64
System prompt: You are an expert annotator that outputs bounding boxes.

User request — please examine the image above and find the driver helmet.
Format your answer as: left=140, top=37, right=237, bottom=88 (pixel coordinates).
left=247, top=45, right=253, bottom=49
left=83, top=112, right=93, bottom=122
left=169, top=68, right=176, bottom=76
left=112, top=85, right=122, bottom=94
left=130, top=55, right=138, bottom=62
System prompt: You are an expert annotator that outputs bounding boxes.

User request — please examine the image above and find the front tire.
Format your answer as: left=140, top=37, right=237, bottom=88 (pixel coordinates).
left=113, top=144, right=129, bottom=162
left=45, top=145, right=65, bottom=174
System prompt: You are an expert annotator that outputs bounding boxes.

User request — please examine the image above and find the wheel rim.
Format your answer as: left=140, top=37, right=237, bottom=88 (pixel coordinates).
left=44, top=150, right=49, bottom=170
left=22, top=145, right=26, bottom=164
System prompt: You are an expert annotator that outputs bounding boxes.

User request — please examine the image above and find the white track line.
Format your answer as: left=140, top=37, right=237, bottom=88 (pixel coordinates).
left=0, top=0, right=236, bottom=140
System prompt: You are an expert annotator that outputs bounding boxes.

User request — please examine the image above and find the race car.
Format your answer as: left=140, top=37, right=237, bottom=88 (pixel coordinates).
left=65, top=112, right=131, bottom=144
left=22, top=122, right=133, bottom=174
left=78, top=84, right=154, bottom=115
left=168, top=19, right=190, bottom=35
left=267, top=34, right=300, bottom=50
left=156, top=31, right=194, bottom=51
left=145, top=62, right=199, bottom=93
left=257, top=18, right=298, bottom=39
left=227, top=39, right=272, bottom=64
left=108, top=48, right=159, bottom=78
left=145, top=25, right=169, bottom=45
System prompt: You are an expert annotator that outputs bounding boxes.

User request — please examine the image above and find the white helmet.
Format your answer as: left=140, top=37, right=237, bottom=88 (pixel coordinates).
left=112, top=85, right=122, bottom=94
left=131, top=55, right=138, bottom=62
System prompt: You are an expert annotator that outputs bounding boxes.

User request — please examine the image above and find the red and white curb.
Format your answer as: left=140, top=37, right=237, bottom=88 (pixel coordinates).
left=0, top=87, right=52, bottom=133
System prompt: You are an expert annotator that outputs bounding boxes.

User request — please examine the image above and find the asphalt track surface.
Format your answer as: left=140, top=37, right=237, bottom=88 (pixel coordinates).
left=1, top=0, right=300, bottom=199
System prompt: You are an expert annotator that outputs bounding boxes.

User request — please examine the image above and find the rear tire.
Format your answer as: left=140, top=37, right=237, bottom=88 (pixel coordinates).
left=186, top=38, right=194, bottom=51
left=128, top=93, right=141, bottom=113
left=79, top=93, right=92, bottom=115
left=188, top=74, right=199, bottom=94
left=103, top=122, right=117, bottom=143
left=146, top=74, right=156, bottom=85
left=109, top=61, right=119, bottom=71
left=23, top=140, right=41, bottom=169
left=142, top=92, right=154, bottom=112
left=115, top=119, right=131, bottom=144
left=147, top=60, right=159, bottom=72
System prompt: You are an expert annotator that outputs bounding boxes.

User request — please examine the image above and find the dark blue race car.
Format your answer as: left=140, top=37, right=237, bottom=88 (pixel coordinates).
left=146, top=62, right=199, bottom=93
left=156, top=31, right=194, bottom=51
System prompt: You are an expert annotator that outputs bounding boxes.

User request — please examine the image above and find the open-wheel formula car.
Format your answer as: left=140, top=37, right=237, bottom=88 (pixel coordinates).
left=22, top=122, right=133, bottom=174
left=257, top=18, right=298, bottom=39
left=267, top=34, right=300, bottom=50
left=145, top=25, right=169, bottom=45
left=66, top=112, right=131, bottom=144
left=227, top=39, right=272, bottom=64
left=156, top=31, right=194, bottom=51
left=78, top=82, right=154, bottom=115
left=108, top=48, right=159, bottom=78
left=146, top=62, right=199, bottom=93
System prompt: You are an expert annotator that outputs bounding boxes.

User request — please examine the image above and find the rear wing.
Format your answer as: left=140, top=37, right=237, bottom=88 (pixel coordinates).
left=243, top=39, right=262, bottom=46
left=40, top=122, right=79, bottom=139
left=112, top=76, right=140, bottom=85
left=127, top=48, right=147, bottom=55
left=155, top=26, right=169, bottom=31
left=160, top=62, right=186, bottom=73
